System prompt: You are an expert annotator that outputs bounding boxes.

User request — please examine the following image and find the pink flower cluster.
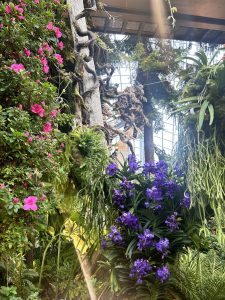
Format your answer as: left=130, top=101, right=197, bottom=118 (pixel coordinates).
left=24, top=48, right=31, bottom=57
left=23, top=196, right=38, bottom=211
left=46, top=22, right=62, bottom=38
left=55, top=53, right=63, bottom=65
left=31, top=103, right=45, bottom=117
left=43, top=122, right=52, bottom=133
left=50, top=109, right=58, bottom=118
left=41, top=57, right=49, bottom=74
left=5, top=2, right=25, bottom=20
left=11, top=63, right=25, bottom=73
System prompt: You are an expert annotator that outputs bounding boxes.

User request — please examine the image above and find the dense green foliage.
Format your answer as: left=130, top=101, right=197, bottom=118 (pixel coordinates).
left=0, top=1, right=111, bottom=299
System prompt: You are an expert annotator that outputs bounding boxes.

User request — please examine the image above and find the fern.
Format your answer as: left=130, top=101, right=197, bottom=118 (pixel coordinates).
left=172, top=249, right=225, bottom=300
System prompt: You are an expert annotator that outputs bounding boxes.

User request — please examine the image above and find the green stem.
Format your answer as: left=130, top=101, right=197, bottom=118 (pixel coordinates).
left=38, top=234, right=59, bottom=288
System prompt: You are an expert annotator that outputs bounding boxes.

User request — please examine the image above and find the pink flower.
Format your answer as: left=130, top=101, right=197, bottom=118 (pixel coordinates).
left=0, top=23, right=3, bottom=29
left=31, top=103, right=45, bottom=117
left=43, top=122, right=52, bottom=133
left=36, top=80, right=40, bottom=84
left=54, top=0, right=60, bottom=3
left=5, top=4, right=12, bottom=14
left=60, top=143, right=65, bottom=148
left=58, top=41, right=64, bottom=50
left=40, top=195, right=46, bottom=201
left=41, top=57, right=47, bottom=65
left=38, top=47, right=44, bottom=55
left=42, top=42, right=53, bottom=53
left=11, top=63, right=25, bottom=73
left=50, top=109, right=57, bottom=118
left=13, top=197, right=19, bottom=203
left=54, top=27, right=62, bottom=38
left=41, top=57, right=49, bottom=74
left=19, top=1, right=27, bottom=7
left=55, top=53, right=63, bottom=65
left=24, top=48, right=31, bottom=57
left=34, top=0, right=39, bottom=3
left=47, top=153, right=53, bottom=159
left=17, top=15, right=25, bottom=20
left=24, top=131, right=30, bottom=137
left=57, top=149, right=62, bottom=154
left=15, top=5, right=24, bottom=14
left=18, top=104, right=23, bottom=110
left=23, top=196, right=38, bottom=211
left=28, top=136, right=33, bottom=142
left=43, top=64, right=49, bottom=74
left=41, top=101, right=45, bottom=106
left=0, top=183, right=5, bottom=189
left=46, top=21, right=53, bottom=30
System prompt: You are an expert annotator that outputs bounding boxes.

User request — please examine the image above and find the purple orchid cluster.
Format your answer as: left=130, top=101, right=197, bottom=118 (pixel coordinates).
left=129, top=259, right=152, bottom=284
left=128, top=154, right=139, bottom=173
left=129, top=259, right=170, bottom=284
left=165, top=212, right=180, bottom=232
left=103, top=156, right=190, bottom=286
left=107, top=225, right=123, bottom=244
left=106, top=162, right=119, bottom=176
left=117, top=211, right=139, bottom=230
left=112, top=177, right=135, bottom=209
left=137, top=229, right=154, bottom=251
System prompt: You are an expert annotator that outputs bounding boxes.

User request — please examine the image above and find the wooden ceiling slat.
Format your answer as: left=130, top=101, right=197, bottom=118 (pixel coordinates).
left=91, top=0, right=225, bottom=43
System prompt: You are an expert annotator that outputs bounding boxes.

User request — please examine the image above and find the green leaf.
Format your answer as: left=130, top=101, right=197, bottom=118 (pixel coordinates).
left=208, top=104, right=214, bottom=126
left=198, top=100, right=209, bottom=131
left=176, top=96, right=199, bottom=103
left=172, top=103, right=200, bottom=114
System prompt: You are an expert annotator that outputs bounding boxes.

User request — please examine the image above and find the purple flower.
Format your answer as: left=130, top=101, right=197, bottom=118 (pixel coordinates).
left=117, top=212, right=139, bottom=230
left=120, top=177, right=135, bottom=190
left=113, top=188, right=125, bottom=208
left=174, top=163, right=184, bottom=177
left=101, top=238, right=107, bottom=249
left=156, top=266, right=170, bottom=283
left=180, top=192, right=191, bottom=209
left=106, top=162, right=118, bottom=176
left=137, top=229, right=155, bottom=251
left=165, top=180, right=180, bottom=199
left=165, top=212, right=179, bottom=232
left=154, top=204, right=162, bottom=210
left=156, top=238, right=169, bottom=257
left=108, top=225, right=123, bottom=244
left=144, top=201, right=150, bottom=208
left=143, top=161, right=156, bottom=176
left=129, top=259, right=152, bottom=284
left=154, top=161, right=168, bottom=185
left=146, top=187, right=163, bottom=202
left=128, top=154, right=138, bottom=173
left=156, top=161, right=168, bottom=174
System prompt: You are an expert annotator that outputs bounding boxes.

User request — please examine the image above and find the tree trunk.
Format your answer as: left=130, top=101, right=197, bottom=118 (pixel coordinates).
left=67, top=0, right=103, bottom=126
left=144, top=116, right=154, bottom=161
left=136, top=70, right=155, bottom=162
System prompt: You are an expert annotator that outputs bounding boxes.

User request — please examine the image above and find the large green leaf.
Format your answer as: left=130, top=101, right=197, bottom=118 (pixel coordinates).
left=197, top=100, right=209, bottom=131
left=195, top=50, right=208, bottom=66
left=208, top=104, right=214, bottom=126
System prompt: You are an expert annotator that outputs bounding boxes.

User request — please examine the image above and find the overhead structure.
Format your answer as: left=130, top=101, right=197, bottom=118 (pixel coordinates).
left=91, top=0, right=225, bottom=43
